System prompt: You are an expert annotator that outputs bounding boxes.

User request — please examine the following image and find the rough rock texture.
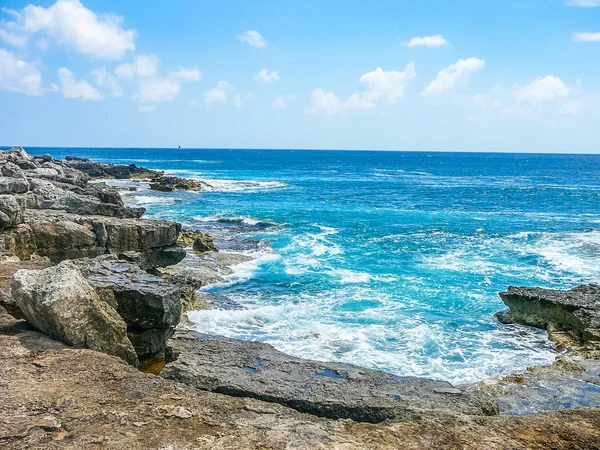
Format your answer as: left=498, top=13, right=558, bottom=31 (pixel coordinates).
left=0, top=195, right=23, bottom=231
left=0, top=209, right=185, bottom=266
left=64, top=156, right=163, bottom=179
left=161, top=331, right=498, bottom=423
left=3, top=310, right=600, bottom=449
left=150, top=175, right=211, bottom=192
left=73, top=255, right=181, bottom=358
left=11, top=261, right=138, bottom=366
left=497, top=285, right=600, bottom=345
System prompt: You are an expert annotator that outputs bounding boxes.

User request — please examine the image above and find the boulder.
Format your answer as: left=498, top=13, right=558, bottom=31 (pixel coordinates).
left=0, top=195, right=23, bottom=231
left=73, top=255, right=181, bottom=358
left=161, top=331, right=499, bottom=423
left=1, top=162, right=25, bottom=179
left=497, top=285, right=600, bottom=345
left=149, top=176, right=211, bottom=192
left=11, top=260, right=138, bottom=366
left=178, top=230, right=218, bottom=253
left=0, top=177, right=28, bottom=194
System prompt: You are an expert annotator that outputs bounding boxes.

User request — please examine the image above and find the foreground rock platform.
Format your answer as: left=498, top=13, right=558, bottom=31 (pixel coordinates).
left=161, top=331, right=498, bottom=423
left=2, top=310, right=600, bottom=449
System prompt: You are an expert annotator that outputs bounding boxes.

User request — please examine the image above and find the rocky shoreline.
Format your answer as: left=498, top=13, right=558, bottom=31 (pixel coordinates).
left=1, top=147, right=599, bottom=448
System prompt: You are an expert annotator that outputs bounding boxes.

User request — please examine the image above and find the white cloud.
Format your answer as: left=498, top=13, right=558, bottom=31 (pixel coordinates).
left=135, top=77, right=180, bottom=102
left=0, top=0, right=135, bottom=60
left=573, top=32, right=600, bottom=42
left=57, top=67, right=102, bottom=100
left=347, top=64, right=416, bottom=110
left=513, top=76, right=571, bottom=105
left=560, top=99, right=585, bottom=115
left=255, top=69, right=280, bottom=83
left=205, top=80, right=235, bottom=105
left=422, top=57, right=484, bottom=95
left=407, top=35, right=448, bottom=47
left=308, top=63, right=416, bottom=116
left=170, top=67, right=201, bottom=81
left=237, top=30, right=266, bottom=48
left=91, top=67, right=123, bottom=97
left=138, top=105, right=156, bottom=113
left=273, top=95, right=296, bottom=108
left=566, top=0, right=600, bottom=6
left=308, top=89, right=343, bottom=116
left=115, top=54, right=159, bottom=79
left=0, top=48, right=42, bottom=95
left=233, top=93, right=242, bottom=108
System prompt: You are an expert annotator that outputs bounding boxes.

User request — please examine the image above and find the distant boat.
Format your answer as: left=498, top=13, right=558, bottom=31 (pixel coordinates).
left=178, top=145, right=181, bottom=149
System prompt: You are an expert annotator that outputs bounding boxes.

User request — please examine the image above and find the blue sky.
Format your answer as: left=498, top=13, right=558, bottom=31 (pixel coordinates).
left=0, top=0, right=599, bottom=152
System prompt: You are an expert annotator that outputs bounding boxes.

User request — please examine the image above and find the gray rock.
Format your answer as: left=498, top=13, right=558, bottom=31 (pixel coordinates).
left=0, top=195, right=23, bottom=231
left=73, top=255, right=181, bottom=330
left=192, top=234, right=218, bottom=253
left=1, top=162, right=25, bottom=179
left=11, top=260, right=138, bottom=366
left=0, top=177, right=28, bottom=194
left=497, top=285, right=600, bottom=344
left=149, top=176, right=211, bottom=192
left=161, top=331, right=498, bottom=422
left=64, top=156, right=163, bottom=179
left=118, top=247, right=187, bottom=271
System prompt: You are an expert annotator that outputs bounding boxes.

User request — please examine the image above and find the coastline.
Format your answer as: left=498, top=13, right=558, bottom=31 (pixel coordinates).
left=1, top=147, right=599, bottom=448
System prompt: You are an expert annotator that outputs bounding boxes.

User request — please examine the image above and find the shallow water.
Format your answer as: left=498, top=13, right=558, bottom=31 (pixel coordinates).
left=31, top=148, right=600, bottom=384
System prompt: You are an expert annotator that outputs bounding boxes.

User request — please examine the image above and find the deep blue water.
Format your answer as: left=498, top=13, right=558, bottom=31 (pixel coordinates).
left=26, top=148, right=600, bottom=383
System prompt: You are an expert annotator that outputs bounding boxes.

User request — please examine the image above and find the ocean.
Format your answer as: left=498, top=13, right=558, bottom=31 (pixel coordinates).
left=29, top=148, right=600, bottom=384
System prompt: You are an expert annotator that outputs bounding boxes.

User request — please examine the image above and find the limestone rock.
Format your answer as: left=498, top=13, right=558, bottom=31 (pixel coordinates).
left=11, top=260, right=138, bottom=366
left=0, top=195, right=23, bottom=231
left=497, top=285, right=600, bottom=344
left=161, top=331, right=499, bottom=422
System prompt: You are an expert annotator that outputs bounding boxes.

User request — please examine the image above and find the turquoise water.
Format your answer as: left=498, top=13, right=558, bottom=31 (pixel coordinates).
left=31, top=148, right=600, bottom=383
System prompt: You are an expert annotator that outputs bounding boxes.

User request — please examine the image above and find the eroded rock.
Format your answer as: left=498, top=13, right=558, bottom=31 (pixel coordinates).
left=11, top=260, right=138, bottom=366
left=161, top=331, right=499, bottom=423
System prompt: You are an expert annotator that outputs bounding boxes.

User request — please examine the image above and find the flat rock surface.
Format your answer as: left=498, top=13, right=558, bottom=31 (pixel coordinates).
left=161, top=331, right=498, bottom=422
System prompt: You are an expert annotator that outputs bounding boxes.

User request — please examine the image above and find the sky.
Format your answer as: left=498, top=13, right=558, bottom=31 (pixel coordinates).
left=0, top=0, right=599, bottom=152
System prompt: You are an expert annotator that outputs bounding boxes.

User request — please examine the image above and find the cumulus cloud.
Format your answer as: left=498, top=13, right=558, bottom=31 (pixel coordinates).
left=422, top=57, right=484, bottom=95
left=237, top=30, right=266, bottom=48
left=57, top=67, right=102, bottom=100
left=0, top=0, right=135, bottom=60
left=565, top=0, right=600, bottom=6
left=513, top=76, right=571, bottom=105
left=138, top=105, right=156, bottom=113
left=134, top=77, right=181, bottom=102
left=115, top=54, right=160, bottom=79
left=308, top=63, right=416, bottom=116
left=255, top=69, right=280, bottom=83
left=473, top=76, right=575, bottom=117
left=0, top=48, right=42, bottom=95
left=91, top=67, right=123, bottom=97
left=407, top=35, right=448, bottom=47
left=205, top=80, right=235, bottom=105
left=273, top=95, right=296, bottom=108
left=573, top=32, right=600, bottom=42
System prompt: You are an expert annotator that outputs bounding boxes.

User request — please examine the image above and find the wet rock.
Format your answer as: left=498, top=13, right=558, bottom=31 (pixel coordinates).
left=161, top=331, right=499, bottom=423
left=11, top=260, right=138, bottom=366
left=0, top=195, right=23, bottom=231
left=149, top=176, right=211, bottom=192
left=497, top=285, right=600, bottom=345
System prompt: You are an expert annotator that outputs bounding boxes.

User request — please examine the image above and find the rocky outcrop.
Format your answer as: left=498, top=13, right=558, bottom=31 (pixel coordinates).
left=64, top=155, right=163, bottom=179
left=161, top=331, right=498, bottom=423
left=11, top=261, right=138, bottom=366
left=0, top=209, right=185, bottom=266
left=178, top=229, right=218, bottom=253
left=150, top=176, right=211, bottom=192
left=497, top=285, right=600, bottom=346
left=73, top=255, right=181, bottom=359
left=0, top=195, right=23, bottom=231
